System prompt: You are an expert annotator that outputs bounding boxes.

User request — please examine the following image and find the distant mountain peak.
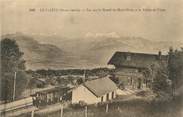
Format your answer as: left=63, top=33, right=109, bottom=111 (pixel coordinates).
left=85, top=32, right=120, bottom=38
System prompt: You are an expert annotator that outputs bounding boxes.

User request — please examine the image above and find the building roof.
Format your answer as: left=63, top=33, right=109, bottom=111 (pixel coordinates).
left=108, top=51, right=168, bottom=69
left=34, top=86, right=70, bottom=95
left=32, top=77, right=46, bottom=81
left=83, top=77, right=118, bottom=97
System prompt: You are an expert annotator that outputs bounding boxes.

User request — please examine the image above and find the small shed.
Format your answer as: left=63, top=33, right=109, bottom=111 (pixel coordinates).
left=71, top=77, right=118, bottom=105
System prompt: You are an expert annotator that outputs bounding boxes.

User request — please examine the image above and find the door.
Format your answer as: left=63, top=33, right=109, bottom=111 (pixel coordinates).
left=106, top=93, right=109, bottom=101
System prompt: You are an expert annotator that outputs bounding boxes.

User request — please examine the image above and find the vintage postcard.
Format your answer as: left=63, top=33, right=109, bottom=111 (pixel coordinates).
left=0, top=0, right=183, bottom=117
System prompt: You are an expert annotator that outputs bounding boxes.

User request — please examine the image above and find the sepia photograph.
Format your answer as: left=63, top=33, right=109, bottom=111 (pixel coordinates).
left=0, top=0, right=183, bottom=117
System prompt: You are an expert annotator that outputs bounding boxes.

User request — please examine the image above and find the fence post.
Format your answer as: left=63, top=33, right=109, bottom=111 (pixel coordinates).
left=106, top=103, right=109, bottom=113
left=31, top=110, right=34, bottom=117
left=85, top=106, right=87, bottom=117
left=117, top=106, right=120, bottom=112
left=60, top=104, right=63, bottom=117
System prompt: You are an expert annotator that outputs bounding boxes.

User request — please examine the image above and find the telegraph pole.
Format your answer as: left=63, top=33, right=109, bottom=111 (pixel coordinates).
left=13, top=71, right=16, bottom=101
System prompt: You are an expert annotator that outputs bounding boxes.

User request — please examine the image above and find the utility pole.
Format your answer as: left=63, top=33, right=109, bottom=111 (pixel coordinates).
left=13, top=71, right=16, bottom=101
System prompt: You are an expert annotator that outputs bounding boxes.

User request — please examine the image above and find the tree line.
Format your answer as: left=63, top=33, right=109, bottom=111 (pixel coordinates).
left=1, top=38, right=29, bottom=102
left=26, top=68, right=112, bottom=78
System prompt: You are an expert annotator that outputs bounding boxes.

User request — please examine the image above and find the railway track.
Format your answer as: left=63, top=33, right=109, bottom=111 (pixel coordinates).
left=0, top=97, right=34, bottom=116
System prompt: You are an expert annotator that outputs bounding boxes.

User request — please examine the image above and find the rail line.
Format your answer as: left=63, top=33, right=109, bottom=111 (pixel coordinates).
left=0, top=97, right=33, bottom=113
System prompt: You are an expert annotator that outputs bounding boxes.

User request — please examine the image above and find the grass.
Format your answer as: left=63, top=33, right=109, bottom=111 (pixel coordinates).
left=19, top=93, right=183, bottom=117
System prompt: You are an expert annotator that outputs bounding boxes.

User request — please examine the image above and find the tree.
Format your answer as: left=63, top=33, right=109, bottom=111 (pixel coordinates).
left=76, top=78, right=84, bottom=85
left=168, top=47, right=183, bottom=97
left=147, top=61, right=171, bottom=96
left=0, top=38, right=28, bottom=102
left=152, top=69, right=170, bottom=94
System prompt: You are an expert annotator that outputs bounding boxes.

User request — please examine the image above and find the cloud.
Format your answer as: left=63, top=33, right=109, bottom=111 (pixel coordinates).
left=2, top=0, right=183, bottom=42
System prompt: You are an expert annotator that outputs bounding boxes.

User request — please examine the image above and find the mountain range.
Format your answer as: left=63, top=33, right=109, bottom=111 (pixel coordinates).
left=2, top=33, right=183, bottom=70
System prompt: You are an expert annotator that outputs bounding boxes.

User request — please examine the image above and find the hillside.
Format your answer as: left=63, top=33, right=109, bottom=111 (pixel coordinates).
left=2, top=33, right=183, bottom=70
left=2, top=33, right=70, bottom=70
left=32, top=33, right=183, bottom=67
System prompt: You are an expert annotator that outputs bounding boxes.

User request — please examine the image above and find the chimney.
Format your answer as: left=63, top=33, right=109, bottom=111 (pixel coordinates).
left=158, top=51, right=162, bottom=60
left=169, top=47, right=173, bottom=53
left=83, top=69, right=86, bottom=82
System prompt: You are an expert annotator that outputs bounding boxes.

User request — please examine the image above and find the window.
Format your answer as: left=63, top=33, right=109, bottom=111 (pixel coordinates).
left=112, top=92, right=114, bottom=99
left=126, top=55, right=131, bottom=61
left=101, top=96, right=103, bottom=102
left=106, top=93, right=109, bottom=101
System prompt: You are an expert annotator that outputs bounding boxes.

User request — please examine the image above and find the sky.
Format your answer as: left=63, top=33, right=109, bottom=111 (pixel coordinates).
left=1, top=0, right=183, bottom=42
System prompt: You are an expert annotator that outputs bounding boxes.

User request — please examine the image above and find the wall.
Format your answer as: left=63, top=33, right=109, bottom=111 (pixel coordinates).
left=99, top=91, right=116, bottom=102
left=72, top=85, right=101, bottom=104
left=114, top=67, right=145, bottom=89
